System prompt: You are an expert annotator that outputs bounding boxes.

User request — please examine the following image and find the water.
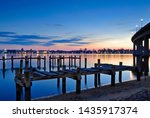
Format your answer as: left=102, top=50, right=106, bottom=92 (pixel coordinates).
left=0, top=54, right=137, bottom=101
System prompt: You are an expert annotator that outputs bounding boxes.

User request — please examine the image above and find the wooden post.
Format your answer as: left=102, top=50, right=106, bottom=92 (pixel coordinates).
left=79, top=55, right=81, bottom=68
left=39, top=56, right=41, bottom=69
left=20, top=59, right=23, bottom=69
left=76, top=67, right=81, bottom=94
left=24, top=71, right=31, bottom=101
left=84, top=57, right=87, bottom=85
left=63, top=56, right=65, bottom=66
left=30, top=55, right=32, bottom=68
left=11, top=56, right=14, bottom=69
left=57, top=58, right=60, bottom=71
left=119, top=62, right=123, bottom=83
left=111, top=66, right=116, bottom=86
left=74, top=56, right=76, bottom=67
left=97, top=59, right=101, bottom=86
left=62, top=65, right=66, bottom=94
left=44, top=56, right=46, bottom=70
left=70, top=56, right=73, bottom=67
left=49, top=56, right=51, bottom=71
left=2, top=56, right=5, bottom=71
left=25, top=56, right=29, bottom=69
left=94, top=63, right=98, bottom=88
left=69, top=56, right=71, bottom=69
left=15, top=68, right=22, bottom=101
left=84, top=58, right=87, bottom=68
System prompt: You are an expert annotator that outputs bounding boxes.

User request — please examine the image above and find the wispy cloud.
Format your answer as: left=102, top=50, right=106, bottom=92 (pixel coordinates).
left=0, top=31, right=91, bottom=46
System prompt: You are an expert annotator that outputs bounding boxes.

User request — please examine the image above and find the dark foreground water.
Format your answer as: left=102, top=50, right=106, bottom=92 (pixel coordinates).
left=0, top=54, right=138, bottom=101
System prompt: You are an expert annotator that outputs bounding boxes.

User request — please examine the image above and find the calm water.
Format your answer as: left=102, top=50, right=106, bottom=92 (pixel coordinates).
left=0, top=54, right=137, bottom=101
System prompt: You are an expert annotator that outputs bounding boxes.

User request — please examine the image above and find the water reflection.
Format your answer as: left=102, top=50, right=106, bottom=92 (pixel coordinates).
left=0, top=54, right=139, bottom=100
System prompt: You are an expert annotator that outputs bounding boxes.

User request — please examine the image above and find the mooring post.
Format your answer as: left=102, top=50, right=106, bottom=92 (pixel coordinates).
left=70, top=56, right=73, bottom=67
left=44, top=56, right=46, bottom=70
left=74, top=56, right=76, bottom=67
left=119, top=62, right=123, bottom=83
left=30, top=55, right=32, bottom=68
left=57, top=58, right=60, bottom=71
left=25, top=56, right=29, bottom=69
left=15, top=68, right=22, bottom=101
left=20, top=59, right=23, bottom=69
left=69, top=56, right=71, bottom=69
left=62, top=65, right=66, bottom=94
left=79, top=55, right=81, bottom=68
left=11, top=56, right=14, bottom=70
left=111, top=66, right=116, bottom=86
left=76, top=67, right=81, bottom=94
left=39, top=56, right=41, bottom=69
left=97, top=59, right=101, bottom=86
left=94, top=63, right=98, bottom=88
left=84, top=58, right=87, bottom=68
left=2, top=56, right=5, bottom=71
left=49, top=56, right=51, bottom=71
left=24, top=71, right=31, bottom=101
left=63, top=56, right=65, bottom=66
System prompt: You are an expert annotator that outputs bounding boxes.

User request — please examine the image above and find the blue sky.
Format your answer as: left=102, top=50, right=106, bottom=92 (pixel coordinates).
left=0, top=0, right=150, bottom=50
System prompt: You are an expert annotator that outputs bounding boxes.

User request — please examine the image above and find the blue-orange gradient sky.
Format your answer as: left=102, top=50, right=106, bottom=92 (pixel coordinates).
left=0, top=0, right=150, bottom=50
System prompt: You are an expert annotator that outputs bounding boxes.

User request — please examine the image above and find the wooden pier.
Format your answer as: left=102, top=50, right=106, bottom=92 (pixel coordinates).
left=14, top=57, right=139, bottom=101
left=0, top=55, right=81, bottom=71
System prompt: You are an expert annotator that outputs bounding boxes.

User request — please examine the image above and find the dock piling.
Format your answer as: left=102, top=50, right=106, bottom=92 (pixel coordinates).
left=119, top=62, right=123, bottom=83
left=76, top=68, right=81, bottom=94
left=62, top=65, right=66, bottom=94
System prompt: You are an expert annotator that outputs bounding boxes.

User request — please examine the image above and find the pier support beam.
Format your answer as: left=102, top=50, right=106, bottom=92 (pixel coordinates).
left=76, top=68, right=81, bottom=94
left=111, top=66, right=116, bottom=86
left=24, top=71, right=31, bottom=101
left=119, top=62, right=123, bottom=83
left=62, top=65, right=66, bottom=94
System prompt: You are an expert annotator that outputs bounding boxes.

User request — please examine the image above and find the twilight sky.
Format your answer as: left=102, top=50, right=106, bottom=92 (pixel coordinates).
left=0, top=0, right=150, bottom=50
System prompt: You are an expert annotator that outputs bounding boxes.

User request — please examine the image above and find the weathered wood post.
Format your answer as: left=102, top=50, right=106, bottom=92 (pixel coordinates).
left=111, top=65, right=116, bottom=86
left=119, top=62, right=123, bottom=83
left=57, top=58, right=60, bottom=88
left=97, top=59, right=101, bottom=86
left=30, top=55, right=32, bottom=68
left=39, top=56, right=41, bottom=69
left=79, top=55, right=81, bottom=68
left=94, top=63, right=98, bottom=88
left=62, top=65, right=66, bottom=94
left=11, top=56, right=14, bottom=69
left=63, top=56, right=65, bottom=66
left=49, top=56, right=51, bottom=71
left=24, top=71, right=31, bottom=101
left=44, top=56, right=46, bottom=70
left=15, top=68, right=22, bottom=101
left=71, top=56, right=73, bottom=67
left=57, top=58, right=60, bottom=71
left=20, top=59, right=23, bottom=69
left=2, top=56, right=5, bottom=71
left=84, top=57, right=87, bottom=85
left=84, top=58, right=87, bottom=68
left=74, top=56, right=76, bottom=67
left=69, top=56, right=71, bottom=69
left=25, top=56, right=29, bottom=69
left=76, top=67, right=81, bottom=94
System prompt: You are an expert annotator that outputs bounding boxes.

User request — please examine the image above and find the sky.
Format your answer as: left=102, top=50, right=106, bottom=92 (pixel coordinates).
left=0, top=0, right=150, bottom=50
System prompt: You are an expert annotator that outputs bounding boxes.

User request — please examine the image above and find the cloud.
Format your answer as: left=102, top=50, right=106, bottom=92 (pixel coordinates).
left=0, top=31, right=91, bottom=46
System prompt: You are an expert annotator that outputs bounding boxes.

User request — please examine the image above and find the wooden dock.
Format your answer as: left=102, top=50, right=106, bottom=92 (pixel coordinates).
left=14, top=58, right=140, bottom=101
left=0, top=55, right=81, bottom=71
